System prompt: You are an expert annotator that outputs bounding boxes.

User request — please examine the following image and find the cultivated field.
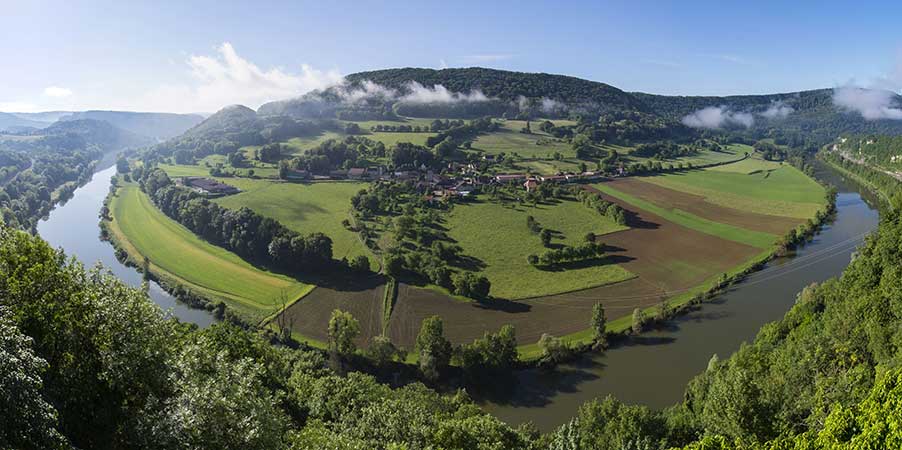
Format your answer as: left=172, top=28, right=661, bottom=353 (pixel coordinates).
left=276, top=273, right=386, bottom=348
left=640, top=162, right=825, bottom=218
left=211, top=178, right=374, bottom=266
left=108, top=183, right=312, bottom=318
left=445, top=197, right=633, bottom=299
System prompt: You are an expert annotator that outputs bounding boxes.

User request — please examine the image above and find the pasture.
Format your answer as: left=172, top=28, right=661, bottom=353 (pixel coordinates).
left=211, top=178, right=374, bottom=266
left=445, top=197, right=633, bottom=299
left=472, top=121, right=574, bottom=158
left=108, top=183, right=312, bottom=318
left=640, top=163, right=825, bottom=218
left=590, top=182, right=779, bottom=249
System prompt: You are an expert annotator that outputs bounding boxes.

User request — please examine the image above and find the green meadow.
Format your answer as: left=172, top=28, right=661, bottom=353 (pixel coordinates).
left=211, top=178, right=374, bottom=266
left=108, top=183, right=312, bottom=318
left=591, top=182, right=778, bottom=249
left=446, top=197, right=632, bottom=299
left=641, top=163, right=825, bottom=219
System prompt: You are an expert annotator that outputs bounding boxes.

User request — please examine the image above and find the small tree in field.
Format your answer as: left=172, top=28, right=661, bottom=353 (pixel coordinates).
left=591, top=303, right=607, bottom=343
left=631, top=308, right=646, bottom=334
left=416, top=316, right=452, bottom=381
left=328, top=309, right=360, bottom=357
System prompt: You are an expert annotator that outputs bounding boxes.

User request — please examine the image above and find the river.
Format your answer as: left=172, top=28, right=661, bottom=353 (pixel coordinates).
left=36, top=164, right=215, bottom=327
left=480, top=165, right=881, bottom=431
left=36, top=162, right=879, bottom=431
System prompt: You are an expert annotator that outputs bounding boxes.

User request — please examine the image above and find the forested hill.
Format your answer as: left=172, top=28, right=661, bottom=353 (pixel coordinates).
left=37, top=119, right=153, bottom=151
left=0, top=112, right=48, bottom=132
left=345, top=67, right=647, bottom=113
left=60, top=110, right=204, bottom=140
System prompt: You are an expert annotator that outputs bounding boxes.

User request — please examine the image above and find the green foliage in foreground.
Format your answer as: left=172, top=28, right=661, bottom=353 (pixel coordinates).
left=0, top=225, right=533, bottom=449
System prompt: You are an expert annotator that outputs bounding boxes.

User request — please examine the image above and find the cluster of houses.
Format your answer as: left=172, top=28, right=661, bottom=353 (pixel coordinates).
left=178, top=177, right=241, bottom=197
left=280, top=160, right=621, bottom=200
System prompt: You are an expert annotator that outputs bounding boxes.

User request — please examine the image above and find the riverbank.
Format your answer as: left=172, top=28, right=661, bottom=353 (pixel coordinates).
left=481, top=161, right=878, bottom=431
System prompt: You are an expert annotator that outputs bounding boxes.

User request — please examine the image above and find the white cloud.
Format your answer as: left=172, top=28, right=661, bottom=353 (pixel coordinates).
left=681, top=106, right=754, bottom=129
left=43, top=86, right=72, bottom=98
left=759, top=100, right=794, bottom=119
left=140, top=42, right=343, bottom=113
left=833, top=86, right=902, bottom=120
left=336, top=80, right=398, bottom=103
left=833, top=54, right=902, bottom=121
left=399, top=81, right=490, bottom=104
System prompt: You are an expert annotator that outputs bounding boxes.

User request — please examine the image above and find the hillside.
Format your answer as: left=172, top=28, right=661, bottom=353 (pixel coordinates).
left=0, top=112, right=48, bottom=132
left=60, top=110, right=204, bottom=140
left=39, top=119, right=152, bottom=151
left=346, top=67, right=647, bottom=113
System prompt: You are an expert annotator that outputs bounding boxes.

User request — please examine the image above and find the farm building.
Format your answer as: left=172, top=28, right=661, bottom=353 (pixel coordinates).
left=495, top=173, right=528, bottom=183
left=348, top=167, right=368, bottom=179
left=284, top=169, right=310, bottom=180
left=181, top=177, right=240, bottom=196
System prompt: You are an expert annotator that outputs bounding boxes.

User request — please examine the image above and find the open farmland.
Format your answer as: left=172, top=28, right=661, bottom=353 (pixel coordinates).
left=107, top=183, right=312, bottom=318
left=445, top=197, right=633, bottom=299
left=211, top=178, right=374, bottom=266
left=639, top=162, right=825, bottom=218
left=473, top=120, right=575, bottom=158
left=275, top=274, right=386, bottom=348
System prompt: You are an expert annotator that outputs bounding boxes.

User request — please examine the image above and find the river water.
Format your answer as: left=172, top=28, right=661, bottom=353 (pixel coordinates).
left=36, top=162, right=880, bottom=431
left=480, top=165, right=881, bottom=431
left=36, top=164, right=215, bottom=327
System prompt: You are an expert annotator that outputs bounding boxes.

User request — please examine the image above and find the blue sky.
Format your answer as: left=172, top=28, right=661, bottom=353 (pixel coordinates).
left=2, top=0, right=901, bottom=113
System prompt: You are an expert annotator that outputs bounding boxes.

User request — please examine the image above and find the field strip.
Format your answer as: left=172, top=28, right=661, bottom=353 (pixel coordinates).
left=591, top=182, right=777, bottom=249
left=109, top=184, right=312, bottom=317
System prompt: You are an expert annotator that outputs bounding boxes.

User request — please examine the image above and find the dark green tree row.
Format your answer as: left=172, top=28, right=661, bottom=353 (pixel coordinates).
left=137, top=167, right=333, bottom=271
left=578, top=190, right=627, bottom=226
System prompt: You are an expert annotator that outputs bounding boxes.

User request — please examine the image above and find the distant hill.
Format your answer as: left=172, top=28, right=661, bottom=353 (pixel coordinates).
left=38, top=119, right=153, bottom=151
left=0, top=112, right=49, bottom=132
left=346, top=67, right=646, bottom=113
left=180, top=105, right=260, bottom=141
left=60, top=110, right=204, bottom=140
left=10, top=111, right=73, bottom=123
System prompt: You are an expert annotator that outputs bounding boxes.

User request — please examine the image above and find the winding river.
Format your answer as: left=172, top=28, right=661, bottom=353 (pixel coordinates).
left=37, top=164, right=215, bottom=327
left=37, top=161, right=879, bottom=432
left=480, top=165, right=880, bottom=431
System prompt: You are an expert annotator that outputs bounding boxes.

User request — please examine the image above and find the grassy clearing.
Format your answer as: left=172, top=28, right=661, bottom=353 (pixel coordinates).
left=446, top=197, right=633, bottom=299
left=108, top=183, right=312, bottom=318
left=282, top=132, right=344, bottom=155
left=473, top=126, right=573, bottom=158
left=641, top=164, right=825, bottom=219
left=211, top=179, right=374, bottom=266
left=591, top=182, right=777, bottom=249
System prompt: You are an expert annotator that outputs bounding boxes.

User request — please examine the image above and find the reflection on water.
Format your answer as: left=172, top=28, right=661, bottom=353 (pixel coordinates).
left=481, top=166, right=880, bottom=431
left=37, top=165, right=215, bottom=327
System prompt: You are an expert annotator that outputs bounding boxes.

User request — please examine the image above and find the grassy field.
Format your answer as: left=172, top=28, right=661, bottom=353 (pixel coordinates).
left=473, top=122, right=574, bottom=158
left=591, top=182, right=779, bottom=249
left=211, top=178, right=374, bottom=266
left=640, top=163, right=825, bottom=219
left=108, top=183, right=312, bottom=318
left=446, top=197, right=633, bottom=299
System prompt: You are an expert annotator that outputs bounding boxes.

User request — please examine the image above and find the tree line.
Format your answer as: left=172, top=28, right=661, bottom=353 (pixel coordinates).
left=136, top=167, right=334, bottom=271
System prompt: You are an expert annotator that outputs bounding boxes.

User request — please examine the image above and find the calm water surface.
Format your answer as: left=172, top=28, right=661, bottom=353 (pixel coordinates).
left=37, top=164, right=215, bottom=327
left=481, top=166, right=880, bottom=431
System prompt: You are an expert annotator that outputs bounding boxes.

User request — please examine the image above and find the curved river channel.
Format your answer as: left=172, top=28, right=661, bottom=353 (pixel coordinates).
left=37, top=164, right=215, bottom=327
left=38, top=163, right=879, bottom=431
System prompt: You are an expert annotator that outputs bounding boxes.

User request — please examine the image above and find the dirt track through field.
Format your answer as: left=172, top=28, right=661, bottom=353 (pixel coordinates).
left=384, top=185, right=764, bottom=348
left=280, top=181, right=779, bottom=349
left=605, top=177, right=803, bottom=235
